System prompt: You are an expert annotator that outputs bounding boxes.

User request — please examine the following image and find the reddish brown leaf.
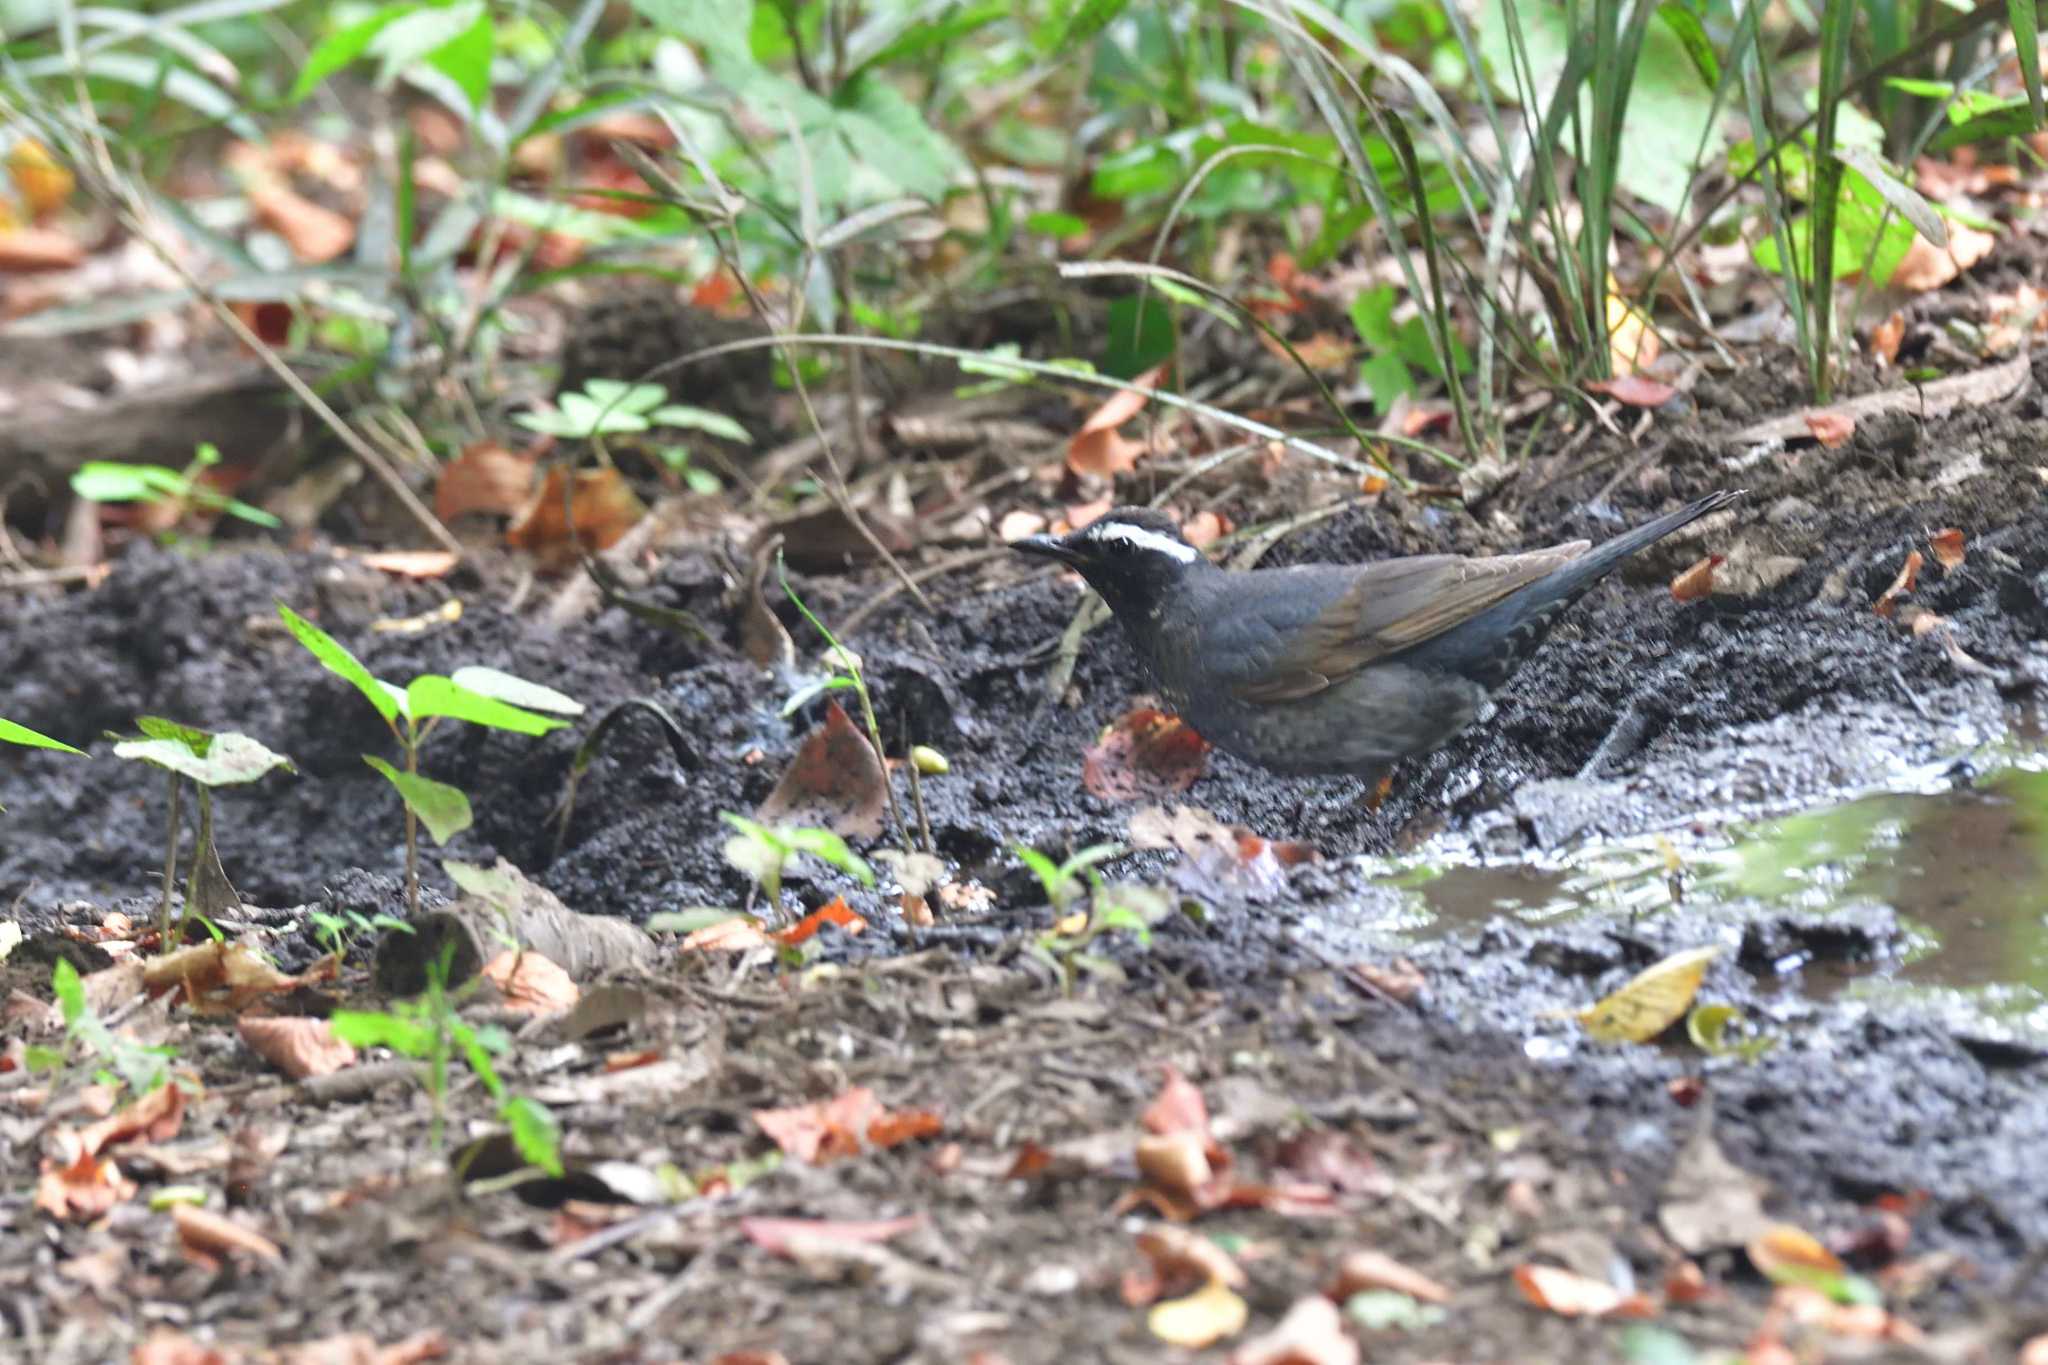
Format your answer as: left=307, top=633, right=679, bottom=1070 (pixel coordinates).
left=1927, top=528, right=1965, bottom=572
left=1869, top=310, right=1906, bottom=365
left=769, top=896, right=868, bottom=946
left=1227, top=1295, right=1358, bottom=1365
left=679, top=917, right=770, bottom=952
left=35, top=1130, right=137, bottom=1221
left=867, top=1108, right=943, bottom=1148
left=1804, top=410, right=1856, bottom=448
left=481, top=950, right=578, bottom=1014
left=1180, top=510, right=1231, bottom=549
left=172, top=1204, right=283, bottom=1268
left=247, top=181, right=355, bottom=264
left=78, top=1075, right=187, bottom=1155
left=1586, top=375, right=1676, bottom=407
left=1083, top=708, right=1211, bottom=800
left=1513, top=1263, right=1657, bottom=1319
left=436, top=442, right=538, bottom=522
left=0, top=226, right=85, bottom=271
left=1890, top=223, right=1996, bottom=292
left=1137, top=1224, right=1247, bottom=1290
left=1670, top=554, right=1722, bottom=603
left=739, top=1214, right=922, bottom=1257
left=1142, top=1065, right=1211, bottom=1136
left=1874, top=550, right=1924, bottom=618
left=1328, top=1249, right=1449, bottom=1304
left=1067, top=364, right=1165, bottom=478
left=754, top=700, right=888, bottom=840
left=506, top=466, right=647, bottom=567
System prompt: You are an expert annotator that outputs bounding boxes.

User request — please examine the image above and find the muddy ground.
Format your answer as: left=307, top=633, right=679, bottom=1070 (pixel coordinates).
left=3, top=338, right=2048, bottom=1360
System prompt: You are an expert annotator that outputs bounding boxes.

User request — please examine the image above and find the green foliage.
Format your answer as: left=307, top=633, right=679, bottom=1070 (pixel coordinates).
left=1017, top=843, right=1173, bottom=992
left=720, top=813, right=874, bottom=909
left=0, top=719, right=83, bottom=754
left=71, top=445, right=280, bottom=531
left=35, top=959, right=179, bottom=1099
left=308, top=908, right=414, bottom=964
left=277, top=601, right=571, bottom=915
left=330, top=947, right=562, bottom=1175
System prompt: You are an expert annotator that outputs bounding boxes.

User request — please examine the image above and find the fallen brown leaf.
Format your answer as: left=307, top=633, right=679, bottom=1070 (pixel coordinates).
left=769, top=896, right=868, bottom=946
left=0, top=225, right=86, bottom=271
left=481, top=950, right=579, bottom=1014
left=1927, top=527, right=1965, bottom=572
left=1585, top=375, right=1676, bottom=407
left=237, top=1016, right=357, bottom=1080
left=754, top=700, right=888, bottom=840
left=1229, top=1295, right=1359, bottom=1365
left=1869, top=310, right=1905, bottom=365
left=1328, top=1248, right=1450, bottom=1304
left=359, top=551, right=459, bottom=579
left=173, top=1203, right=284, bottom=1268
left=1068, top=364, right=1166, bottom=478
left=1889, top=222, right=1996, bottom=292
left=739, top=1213, right=922, bottom=1257
left=1083, top=707, right=1211, bottom=800
left=436, top=442, right=540, bottom=522
left=247, top=181, right=355, bottom=264
left=1670, top=554, right=1722, bottom=603
left=1874, top=550, right=1923, bottom=618
left=1804, top=409, right=1856, bottom=448
left=1512, top=1262, right=1657, bottom=1319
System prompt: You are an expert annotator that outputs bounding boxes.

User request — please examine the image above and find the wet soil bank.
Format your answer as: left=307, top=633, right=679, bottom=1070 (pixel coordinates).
left=3, top=352, right=2047, bottom=1353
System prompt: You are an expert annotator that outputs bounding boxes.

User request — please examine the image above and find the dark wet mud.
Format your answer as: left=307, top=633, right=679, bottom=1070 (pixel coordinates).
left=3, top=350, right=2048, bottom=1348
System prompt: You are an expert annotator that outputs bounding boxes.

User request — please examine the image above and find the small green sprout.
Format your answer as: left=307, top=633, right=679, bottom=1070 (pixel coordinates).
left=721, top=813, right=874, bottom=911
left=0, top=718, right=83, bottom=812
left=71, top=443, right=282, bottom=531
left=1018, top=843, right=1173, bottom=994
left=110, top=717, right=293, bottom=953
left=330, top=945, right=561, bottom=1175
left=778, top=556, right=908, bottom=849
left=308, top=908, right=414, bottom=965
left=28, top=959, right=181, bottom=1099
left=277, top=603, right=581, bottom=916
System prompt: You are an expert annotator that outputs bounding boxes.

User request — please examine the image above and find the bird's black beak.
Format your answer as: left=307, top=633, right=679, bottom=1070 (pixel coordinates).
left=1012, top=532, right=1081, bottom=566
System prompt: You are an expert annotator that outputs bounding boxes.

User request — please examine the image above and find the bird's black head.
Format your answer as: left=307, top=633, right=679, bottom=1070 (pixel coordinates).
left=1011, top=507, right=1209, bottom=619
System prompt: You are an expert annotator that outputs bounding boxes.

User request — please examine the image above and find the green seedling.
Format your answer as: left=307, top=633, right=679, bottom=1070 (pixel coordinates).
left=0, top=717, right=83, bottom=811
left=777, top=556, right=908, bottom=849
left=518, top=378, right=750, bottom=492
left=71, top=443, right=282, bottom=531
left=308, top=908, right=414, bottom=965
left=109, top=718, right=293, bottom=953
left=721, top=813, right=874, bottom=912
left=277, top=604, right=581, bottom=917
left=330, top=944, right=562, bottom=1176
left=26, top=959, right=181, bottom=1100
left=1018, top=842, right=1173, bottom=995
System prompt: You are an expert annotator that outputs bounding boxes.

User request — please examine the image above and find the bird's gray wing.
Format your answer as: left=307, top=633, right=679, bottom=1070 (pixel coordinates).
left=1231, top=543, right=1590, bottom=705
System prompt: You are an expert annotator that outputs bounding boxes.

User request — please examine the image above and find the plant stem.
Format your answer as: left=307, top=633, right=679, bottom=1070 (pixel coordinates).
left=403, top=732, right=421, bottom=918
left=157, top=774, right=182, bottom=953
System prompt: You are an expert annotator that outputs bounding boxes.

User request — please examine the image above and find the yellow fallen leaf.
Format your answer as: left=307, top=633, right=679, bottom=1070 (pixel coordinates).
left=1577, top=944, right=1722, bottom=1044
left=1606, top=276, right=1661, bottom=376
left=1148, top=1277, right=1248, bottom=1348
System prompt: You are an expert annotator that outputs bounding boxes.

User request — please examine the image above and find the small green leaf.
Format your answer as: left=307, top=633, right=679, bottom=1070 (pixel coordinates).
left=647, top=404, right=752, bottom=442
left=424, top=0, right=494, bottom=112
left=1832, top=148, right=1945, bottom=247
left=405, top=677, right=568, bottom=735
left=583, top=379, right=668, bottom=415
left=2011, top=0, right=2044, bottom=128
left=1014, top=845, right=1069, bottom=903
left=330, top=1008, right=435, bottom=1055
left=134, top=716, right=212, bottom=751
left=782, top=827, right=875, bottom=886
left=278, top=602, right=400, bottom=726
left=70, top=462, right=185, bottom=503
left=112, top=732, right=293, bottom=788
left=364, top=756, right=474, bottom=844
left=447, top=667, right=585, bottom=717
left=290, top=1, right=409, bottom=100
left=52, top=957, right=85, bottom=1026
left=1025, top=210, right=1088, bottom=236
left=0, top=718, right=84, bottom=754
left=501, top=1095, right=564, bottom=1175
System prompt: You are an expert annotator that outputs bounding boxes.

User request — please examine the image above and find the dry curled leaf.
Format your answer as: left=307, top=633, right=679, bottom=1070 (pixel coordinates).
left=1670, top=554, right=1722, bottom=603
left=436, top=442, right=539, bottom=522
left=1804, top=410, right=1856, bottom=448
left=1869, top=310, right=1905, bottom=365
left=481, top=950, right=578, bottom=1014
left=173, top=1204, right=284, bottom=1268
left=769, top=896, right=867, bottom=946
left=1585, top=375, right=1676, bottom=407
left=1328, top=1249, right=1450, bottom=1304
left=1067, top=364, right=1166, bottom=479
left=1890, top=222, right=1996, bottom=293
left=246, top=181, right=355, bottom=264
left=1512, top=1263, right=1657, bottom=1319
left=739, top=1214, right=922, bottom=1258
left=1148, top=1277, right=1249, bottom=1349
left=755, top=700, right=888, bottom=840
left=1927, top=528, right=1965, bottom=572
left=1874, top=550, right=1923, bottom=618
left=1137, top=1225, right=1247, bottom=1289
left=237, top=1016, right=357, bottom=1080
left=1229, top=1295, right=1359, bottom=1365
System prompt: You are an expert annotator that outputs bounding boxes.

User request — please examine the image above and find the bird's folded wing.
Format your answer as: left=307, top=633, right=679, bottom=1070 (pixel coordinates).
left=1232, top=543, right=1589, bottom=704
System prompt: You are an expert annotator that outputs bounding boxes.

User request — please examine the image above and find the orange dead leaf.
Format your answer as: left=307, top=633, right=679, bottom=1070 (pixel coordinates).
left=1137, top=1225, right=1247, bottom=1290
left=481, top=950, right=579, bottom=1014
left=1228, top=1295, right=1358, bottom=1365
left=1137, top=1130, right=1216, bottom=1199
left=237, top=1016, right=357, bottom=1080
left=359, top=551, right=459, bottom=579
left=1149, top=1278, right=1249, bottom=1349
left=1664, top=1258, right=1718, bottom=1304
left=711, top=1353, right=791, bottom=1365
left=36, top=1130, right=138, bottom=1220
left=1804, top=410, right=1855, bottom=448
left=1083, top=707, right=1211, bottom=800
left=1874, top=550, right=1924, bottom=618
left=679, top=918, right=770, bottom=952
left=1747, top=1223, right=1846, bottom=1283
left=1143, top=1065, right=1211, bottom=1136
left=6, top=139, right=74, bottom=217
left=603, top=1049, right=662, bottom=1072
left=1670, top=554, right=1722, bottom=603
left=868, top=1108, right=944, bottom=1148
left=1927, top=528, right=1965, bottom=572
left=143, top=940, right=297, bottom=1012
left=246, top=181, right=355, bottom=264
left=1328, top=1249, right=1450, bottom=1304
left=769, top=896, right=868, bottom=946
left=77, top=1076, right=187, bottom=1155
left=1869, top=310, right=1905, bottom=365
left=1890, top=223, right=1996, bottom=293
left=507, top=466, right=647, bottom=566
left=1513, top=1263, right=1657, bottom=1319
left=691, top=269, right=739, bottom=312
left=0, top=226, right=85, bottom=271
left=1586, top=375, right=1677, bottom=408
left=1286, top=331, right=1354, bottom=371
left=172, top=1204, right=283, bottom=1269
left=1053, top=497, right=1114, bottom=536
left=751, top=1086, right=936, bottom=1163
left=437, top=442, right=539, bottom=522
left=1068, top=364, right=1165, bottom=478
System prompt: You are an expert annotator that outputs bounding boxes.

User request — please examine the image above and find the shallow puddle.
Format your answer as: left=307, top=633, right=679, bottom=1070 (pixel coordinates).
left=1350, top=715, right=2048, bottom=1043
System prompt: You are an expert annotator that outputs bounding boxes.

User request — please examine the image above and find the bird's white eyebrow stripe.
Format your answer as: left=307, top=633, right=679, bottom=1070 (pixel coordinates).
left=1088, top=522, right=1199, bottom=562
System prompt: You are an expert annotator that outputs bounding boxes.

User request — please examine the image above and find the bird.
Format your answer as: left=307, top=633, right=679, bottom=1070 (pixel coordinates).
left=1011, top=490, right=1742, bottom=782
